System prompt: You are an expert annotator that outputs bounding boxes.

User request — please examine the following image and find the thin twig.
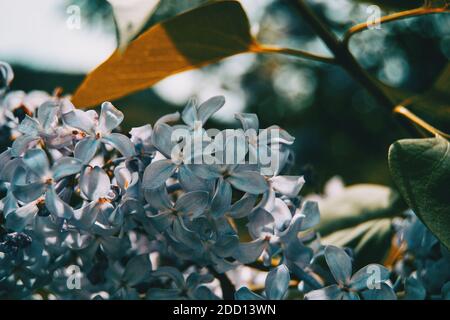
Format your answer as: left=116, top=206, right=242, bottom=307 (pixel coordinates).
left=252, top=43, right=336, bottom=64
left=343, top=6, right=450, bottom=46
left=283, top=0, right=419, bottom=136
left=393, top=105, right=450, bottom=139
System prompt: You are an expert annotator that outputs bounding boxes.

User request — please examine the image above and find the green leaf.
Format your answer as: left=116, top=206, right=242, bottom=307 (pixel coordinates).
left=389, top=136, right=450, bottom=249
left=71, top=0, right=254, bottom=108
left=407, top=64, right=450, bottom=132
left=315, top=184, right=404, bottom=236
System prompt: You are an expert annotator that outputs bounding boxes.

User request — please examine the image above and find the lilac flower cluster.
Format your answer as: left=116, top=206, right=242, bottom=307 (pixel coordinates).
left=0, top=61, right=427, bottom=300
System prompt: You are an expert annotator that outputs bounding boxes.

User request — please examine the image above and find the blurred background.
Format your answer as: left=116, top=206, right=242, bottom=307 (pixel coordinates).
left=1, top=0, right=449, bottom=192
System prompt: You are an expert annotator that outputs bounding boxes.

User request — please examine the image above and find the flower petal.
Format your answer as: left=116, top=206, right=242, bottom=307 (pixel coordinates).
left=102, top=133, right=136, bottom=157
left=45, top=184, right=73, bottom=219
left=232, top=238, right=267, bottom=264
left=181, top=97, right=197, bottom=127
left=210, top=178, right=232, bottom=218
left=304, top=285, right=343, bottom=300
left=247, top=208, right=275, bottom=239
left=74, top=137, right=100, bottom=164
left=270, top=176, right=305, bottom=197
left=37, top=101, right=59, bottom=131
left=11, top=135, right=40, bottom=157
left=350, top=264, right=390, bottom=291
left=151, top=123, right=175, bottom=158
left=228, top=193, right=257, bottom=219
left=227, top=171, right=268, bottom=194
left=174, top=191, right=209, bottom=218
left=235, top=287, right=264, bottom=300
left=360, top=283, right=397, bottom=300
left=265, top=264, right=290, bottom=300
left=324, top=245, right=352, bottom=286
left=270, top=198, right=292, bottom=230
left=122, top=253, right=152, bottom=286
left=23, top=149, right=50, bottom=178
left=235, top=113, right=259, bottom=131
left=197, top=95, right=225, bottom=125
left=62, top=108, right=96, bottom=134
left=52, top=157, right=83, bottom=181
left=98, top=101, right=124, bottom=134
left=80, top=166, right=111, bottom=200
left=142, top=159, right=176, bottom=190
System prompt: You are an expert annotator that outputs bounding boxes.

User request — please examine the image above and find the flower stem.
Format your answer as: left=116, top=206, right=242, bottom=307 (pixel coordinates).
left=252, top=43, right=336, bottom=64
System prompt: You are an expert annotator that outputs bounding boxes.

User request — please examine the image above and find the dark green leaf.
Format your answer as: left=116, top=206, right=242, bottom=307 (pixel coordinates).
left=389, top=136, right=450, bottom=249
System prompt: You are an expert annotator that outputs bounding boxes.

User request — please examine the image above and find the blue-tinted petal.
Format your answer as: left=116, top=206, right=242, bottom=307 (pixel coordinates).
left=80, top=166, right=111, bottom=200
left=342, top=292, right=360, bottom=300
left=0, top=61, right=14, bottom=91
left=197, top=96, right=225, bottom=125
left=210, top=178, right=232, bottom=218
left=265, top=264, right=290, bottom=300
left=23, top=149, right=50, bottom=178
left=172, top=216, right=201, bottom=250
left=62, top=108, right=96, bottom=134
left=18, top=116, right=40, bottom=136
left=98, top=101, right=124, bottom=133
left=52, top=157, right=83, bottom=181
left=298, top=200, right=320, bottom=231
left=228, top=193, right=257, bottom=219
left=181, top=97, right=197, bottom=127
left=151, top=266, right=185, bottom=289
left=232, top=238, right=267, bottom=264
left=122, top=254, right=152, bottom=286
left=74, top=137, right=100, bottom=164
left=5, top=202, right=38, bottom=232
left=247, top=208, right=275, bottom=239
left=143, top=186, right=173, bottom=211
left=350, top=264, right=390, bottom=291
left=11, top=135, right=40, bottom=157
left=227, top=171, right=268, bottom=194
left=235, top=287, right=264, bottom=300
left=212, top=234, right=239, bottom=258
left=102, top=133, right=136, bottom=157
left=174, top=191, right=209, bottom=218
left=72, top=201, right=100, bottom=230
left=45, top=184, right=73, bottom=219
left=148, top=211, right=175, bottom=232
left=142, top=159, right=176, bottom=189
left=304, top=285, right=343, bottom=300
left=191, top=286, right=220, bottom=300
left=37, top=101, right=59, bottom=131
left=270, top=198, right=292, bottom=230
left=235, top=113, right=259, bottom=131
left=404, top=276, right=426, bottom=300
left=100, top=236, right=130, bottom=260
left=324, top=245, right=352, bottom=286
left=284, top=240, right=314, bottom=269
left=360, top=283, right=397, bottom=300
left=147, top=288, right=182, bottom=300
left=12, top=181, right=46, bottom=203
left=270, top=176, right=305, bottom=197
left=151, top=123, right=175, bottom=158
left=178, top=165, right=214, bottom=192
left=186, top=164, right=223, bottom=180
